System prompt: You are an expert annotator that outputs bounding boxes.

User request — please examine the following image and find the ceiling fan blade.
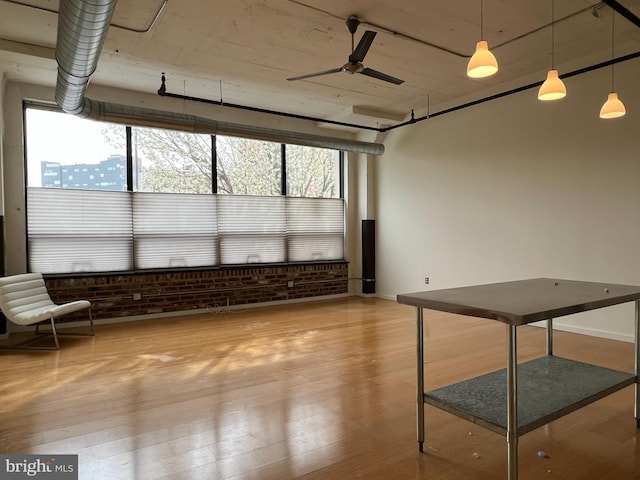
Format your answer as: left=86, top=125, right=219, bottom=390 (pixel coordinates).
left=360, top=68, right=405, bottom=85
left=287, top=67, right=343, bottom=81
left=348, top=30, right=377, bottom=63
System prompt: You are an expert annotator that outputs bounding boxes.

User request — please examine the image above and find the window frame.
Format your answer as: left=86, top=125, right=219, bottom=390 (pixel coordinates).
left=23, top=102, right=347, bottom=275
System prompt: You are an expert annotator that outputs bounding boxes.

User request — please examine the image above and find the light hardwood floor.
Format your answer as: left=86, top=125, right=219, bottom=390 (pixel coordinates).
left=1, top=297, right=639, bottom=479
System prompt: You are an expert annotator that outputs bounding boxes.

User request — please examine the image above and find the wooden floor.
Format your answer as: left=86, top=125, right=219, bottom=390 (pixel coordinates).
left=1, top=297, right=639, bottom=479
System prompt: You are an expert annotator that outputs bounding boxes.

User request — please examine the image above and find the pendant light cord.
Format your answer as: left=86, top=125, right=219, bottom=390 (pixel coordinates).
left=480, top=0, right=484, bottom=40
left=611, top=11, right=616, bottom=90
left=551, top=0, right=556, bottom=69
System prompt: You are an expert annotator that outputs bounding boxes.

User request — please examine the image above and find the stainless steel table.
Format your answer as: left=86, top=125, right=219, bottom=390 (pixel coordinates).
left=397, top=278, right=640, bottom=480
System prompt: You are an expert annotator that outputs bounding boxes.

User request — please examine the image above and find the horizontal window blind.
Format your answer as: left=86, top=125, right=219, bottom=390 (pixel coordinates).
left=218, top=195, right=286, bottom=264
left=27, top=189, right=345, bottom=273
left=133, top=193, right=218, bottom=269
left=286, top=197, right=344, bottom=262
left=27, top=187, right=133, bottom=273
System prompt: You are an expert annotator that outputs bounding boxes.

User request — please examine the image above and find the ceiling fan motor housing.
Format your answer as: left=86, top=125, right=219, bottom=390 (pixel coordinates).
left=343, top=62, right=364, bottom=74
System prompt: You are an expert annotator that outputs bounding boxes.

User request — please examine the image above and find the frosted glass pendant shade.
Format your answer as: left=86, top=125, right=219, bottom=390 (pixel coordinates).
left=599, top=92, right=626, bottom=119
left=467, top=41, right=498, bottom=78
left=538, top=69, right=566, bottom=100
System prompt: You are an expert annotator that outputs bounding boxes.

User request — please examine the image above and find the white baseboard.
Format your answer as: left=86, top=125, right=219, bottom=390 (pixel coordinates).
left=531, top=321, right=634, bottom=343
left=376, top=293, right=396, bottom=301
left=6, top=293, right=351, bottom=333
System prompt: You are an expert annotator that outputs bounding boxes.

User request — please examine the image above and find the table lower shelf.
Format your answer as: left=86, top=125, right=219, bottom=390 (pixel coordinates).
left=425, top=355, right=636, bottom=435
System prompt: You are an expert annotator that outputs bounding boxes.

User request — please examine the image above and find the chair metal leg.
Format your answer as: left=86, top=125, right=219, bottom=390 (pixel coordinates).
left=88, top=308, right=95, bottom=336
left=0, top=320, right=59, bottom=350
left=1, top=308, right=93, bottom=351
left=50, top=316, right=60, bottom=349
left=38, top=308, right=94, bottom=338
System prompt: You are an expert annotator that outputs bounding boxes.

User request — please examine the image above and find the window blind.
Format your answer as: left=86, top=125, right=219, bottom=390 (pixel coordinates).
left=286, top=197, right=344, bottom=262
left=133, top=192, right=218, bottom=269
left=27, top=189, right=345, bottom=273
left=27, top=187, right=133, bottom=273
left=218, top=195, right=286, bottom=264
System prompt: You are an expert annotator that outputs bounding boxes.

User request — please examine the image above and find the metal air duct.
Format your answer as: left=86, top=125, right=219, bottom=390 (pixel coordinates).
left=54, top=0, right=384, bottom=155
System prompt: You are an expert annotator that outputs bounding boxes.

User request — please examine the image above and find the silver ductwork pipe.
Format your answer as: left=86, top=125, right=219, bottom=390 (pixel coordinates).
left=55, top=0, right=116, bottom=114
left=54, top=0, right=385, bottom=155
left=81, top=98, right=384, bottom=153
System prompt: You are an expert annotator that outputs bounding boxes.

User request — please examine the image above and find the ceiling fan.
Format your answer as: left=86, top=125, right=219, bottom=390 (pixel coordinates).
left=287, top=15, right=405, bottom=85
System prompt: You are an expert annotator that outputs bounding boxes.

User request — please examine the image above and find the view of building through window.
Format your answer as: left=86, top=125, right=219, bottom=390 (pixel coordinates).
left=40, top=155, right=127, bottom=190
left=25, top=108, right=126, bottom=188
left=27, top=107, right=341, bottom=198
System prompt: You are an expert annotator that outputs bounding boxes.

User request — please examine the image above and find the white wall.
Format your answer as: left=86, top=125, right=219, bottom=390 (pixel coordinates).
left=3, top=82, right=53, bottom=275
left=0, top=69, right=4, bottom=217
left=376, top=61, right=640, bottom=341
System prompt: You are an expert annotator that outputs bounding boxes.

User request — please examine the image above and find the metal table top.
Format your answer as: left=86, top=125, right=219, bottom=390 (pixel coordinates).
left=396, top=278, right=640, bottom=325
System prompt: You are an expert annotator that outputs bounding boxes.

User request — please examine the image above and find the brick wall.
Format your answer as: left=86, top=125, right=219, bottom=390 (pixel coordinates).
left=44, top=263, right=348, bottom=323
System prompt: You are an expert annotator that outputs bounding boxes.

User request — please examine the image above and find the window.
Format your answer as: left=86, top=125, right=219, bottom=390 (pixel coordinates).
left=27, top=188, right=133, bottom=273
left=286, top=145, right=340, bottom=198
left=217, top=136, right=281, bottom=195
left=25, top=108, right=126, bottom=190
left=218, top=195, right=286, bottom=264
left=131, top=127, right=213, bottom=194
left=287, top=197, right=344, bottom=261
left=24, top=104, right=345, bottom=274
left=133, top=193, right=218, bottom=268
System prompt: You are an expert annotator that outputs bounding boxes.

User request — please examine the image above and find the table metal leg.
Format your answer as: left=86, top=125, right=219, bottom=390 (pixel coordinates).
left=546, top=318, right=553, bottom=356
left=417, top=307, right=425, bottom=451
left=635, top=301, right=639, bottom=428
left=507, top=324, right=518, bottom=480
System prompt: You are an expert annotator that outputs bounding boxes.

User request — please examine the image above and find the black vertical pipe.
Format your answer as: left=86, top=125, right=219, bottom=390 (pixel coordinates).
left=281, top=144, right=287, bottom=196
left=212, top=135, right=217, bottom=194
left=126, top=126, right=133, bottom=191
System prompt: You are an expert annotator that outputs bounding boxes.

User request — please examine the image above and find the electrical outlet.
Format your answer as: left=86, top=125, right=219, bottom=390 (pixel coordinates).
left=133, top=292, right=142, bottom=300
left=287, top=280, right=294, bottom=288
left=424, top=277, right=430, bottom=285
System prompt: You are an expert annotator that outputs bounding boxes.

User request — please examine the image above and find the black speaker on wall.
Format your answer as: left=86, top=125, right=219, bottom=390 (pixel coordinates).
left=362, top=219, right=375, bottom=294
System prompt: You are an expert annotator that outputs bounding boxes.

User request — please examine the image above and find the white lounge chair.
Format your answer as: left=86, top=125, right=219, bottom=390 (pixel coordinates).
left=0, top=273, right=94, bottom=350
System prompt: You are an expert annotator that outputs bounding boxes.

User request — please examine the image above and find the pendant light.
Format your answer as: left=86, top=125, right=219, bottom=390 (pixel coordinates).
left=467, top=0, right=498, bottom=78
left=538, top=0, right=566, bottom=101
left=599, top=11, right=626, bottom=119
